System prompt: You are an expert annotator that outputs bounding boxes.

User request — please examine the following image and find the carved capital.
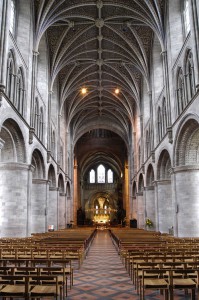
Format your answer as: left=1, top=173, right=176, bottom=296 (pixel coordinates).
left=141, top=164, right=145, bottom=174
left=57, top=164, right=60, bottom=174
left=167, top=126, right=173, bottom=144
left=47, top=150, right=51, bottom=163
left=29, top=127, right=35, bottom=144
left=151, top=150, right=155, bottom=163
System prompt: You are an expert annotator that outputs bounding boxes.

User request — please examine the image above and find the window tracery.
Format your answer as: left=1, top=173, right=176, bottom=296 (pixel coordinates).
left=89, top=165, right=114, bottom=184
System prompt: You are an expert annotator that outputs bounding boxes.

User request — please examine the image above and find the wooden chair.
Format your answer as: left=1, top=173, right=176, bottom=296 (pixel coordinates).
left=169, top=269, right=197, bottom=300
left=39, top=266, right=67, bottom=297
left=140, top=269, right=169, bottom=300
left=30, top=275, right=63, bottom=300
left=0, top=275, right=29, bottom=299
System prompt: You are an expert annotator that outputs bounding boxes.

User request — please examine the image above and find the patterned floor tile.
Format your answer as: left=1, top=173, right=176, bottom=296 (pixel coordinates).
left=67, top=230, right=194, bottom=300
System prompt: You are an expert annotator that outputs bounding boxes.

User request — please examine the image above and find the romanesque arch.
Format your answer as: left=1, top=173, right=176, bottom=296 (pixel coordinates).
left=0, top=118, right=26, bottom=163
left=174, top=117, right=199, bottom=237
left=0, top=118, right=27, bottom=237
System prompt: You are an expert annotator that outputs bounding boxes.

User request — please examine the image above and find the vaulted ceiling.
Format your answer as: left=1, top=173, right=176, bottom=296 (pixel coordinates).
left=34, top=0, right=165, bottom=145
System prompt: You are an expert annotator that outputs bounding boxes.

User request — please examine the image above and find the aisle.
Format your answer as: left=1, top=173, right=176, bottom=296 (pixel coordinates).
left=67, top=229, right=136, bottom=300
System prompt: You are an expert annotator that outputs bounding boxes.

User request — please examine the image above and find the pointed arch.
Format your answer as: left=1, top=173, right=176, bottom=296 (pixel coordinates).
left=34, top=97, right=39, bottom=136
left=175, top=117, right=199, bottom=166
left=157, top=106, right=162, bottom=142
left=185, top=50, right=195, bottom=101
left=176, top=67, right=185, bottom=115
left=16, top=67, right=25, bottom=115
left=6, top=50, right=16, bottom=101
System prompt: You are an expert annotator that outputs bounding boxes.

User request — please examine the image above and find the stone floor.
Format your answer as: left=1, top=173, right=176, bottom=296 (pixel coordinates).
left=67, top=229, right=191, bottom=300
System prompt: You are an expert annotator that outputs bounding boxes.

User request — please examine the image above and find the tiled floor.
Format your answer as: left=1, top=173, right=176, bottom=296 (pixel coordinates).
left=67, top=229, right=191, bottom=299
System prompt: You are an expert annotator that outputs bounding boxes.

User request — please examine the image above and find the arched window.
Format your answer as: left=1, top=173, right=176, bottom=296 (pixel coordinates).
left=90, top=169, right=95, bottom=183
left=107, top=169, right=113, bottom=183
left=157, top=107, right=162, bottom=142
left=51, top=130, right=55, bottom=157
left=16, top=67, right=25, bottom=115
left=34, top=98, right=39, bottom=136
left=60, top=146, right=63, bottom=167
left=162, top=98, right=167, bottom=134
left=39, top=107, right=44, bottom=142
left=6, top=52, right=15, bottom=101
left=176, top=68, right=185, bottom=115
left=183, top=0, right=190, bottom=37
left=10, top=0, right=16, bottom=35
left=146, top=130, right=150, bottom=158
left=138, top=146, right=141, bottom=168
left=97, top=164, right=105, bottom=183
left=185, top=51, right=195, bottom=101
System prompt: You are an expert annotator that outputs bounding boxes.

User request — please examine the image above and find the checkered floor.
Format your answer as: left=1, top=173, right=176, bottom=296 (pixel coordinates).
left=67, top=229, right=191, bottom=299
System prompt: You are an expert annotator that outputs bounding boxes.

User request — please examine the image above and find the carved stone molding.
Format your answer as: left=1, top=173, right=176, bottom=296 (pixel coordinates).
left=173, top=165, right=199, bottom=173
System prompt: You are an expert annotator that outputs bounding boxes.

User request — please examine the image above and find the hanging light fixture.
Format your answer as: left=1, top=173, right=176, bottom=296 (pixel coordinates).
left=115, top=88, right=120, bottom=94
left=81, top=87, right=87, bottom=94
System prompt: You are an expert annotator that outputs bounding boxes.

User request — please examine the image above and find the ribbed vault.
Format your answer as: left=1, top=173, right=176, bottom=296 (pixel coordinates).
left=33, top=0, right=165, bottom=142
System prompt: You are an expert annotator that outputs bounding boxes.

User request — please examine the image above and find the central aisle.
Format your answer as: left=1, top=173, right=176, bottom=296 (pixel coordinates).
left=67, top=229, right=136, bottom=300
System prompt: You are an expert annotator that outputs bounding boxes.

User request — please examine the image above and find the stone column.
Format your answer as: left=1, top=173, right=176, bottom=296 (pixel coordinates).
left=145, top=186, right=156, bottom=230
left=31, top=179, right=49, bottom=233
left=73, top=162, right=78, bottom=225
left=58, top=192, right=66, bottom=229
left=154, top=181, right=159, bottom=231
left=47, top=91, right=53, bottom=153
left=0, top=0, right=9, bottom=88
left=0, top=138, right=5, bottom=161
left=48, top=186, right=58, bottom=231
left=0, top=163, right=32, bottom=237
left=173, top=166, right=199, bottom=237
left=156, top=179, right=173, bottom=233
left=190, top=0, right=199, bottom=87
left=161, top=50, right=171, bottom=126
left=27, top=165, right=34, bottom=236
left=136, top=191, right=145, bottom=228
left=124, top=161, right=129, bottom=224
left=30, top=50, right=39, bottom=127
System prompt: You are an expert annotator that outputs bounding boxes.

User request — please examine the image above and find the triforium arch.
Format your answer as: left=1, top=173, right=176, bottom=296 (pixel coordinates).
left=173, top=116, right=199, bottom=237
